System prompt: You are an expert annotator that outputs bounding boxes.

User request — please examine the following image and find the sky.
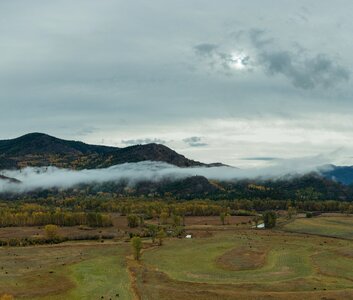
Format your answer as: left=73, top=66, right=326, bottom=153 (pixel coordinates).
left=1, top=0, right=353, bottom=167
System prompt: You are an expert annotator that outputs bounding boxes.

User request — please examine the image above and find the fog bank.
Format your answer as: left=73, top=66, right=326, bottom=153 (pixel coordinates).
left=0, top=152, right=336, bottom=194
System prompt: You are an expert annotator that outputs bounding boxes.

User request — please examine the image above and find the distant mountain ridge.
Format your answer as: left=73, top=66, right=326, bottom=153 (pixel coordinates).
left=2, top=133, right=353, bottom=200
left=320, top=165, right=353, bottom=185
left=0, top=133, right=221, bottom=170
left=0, top=132, right=116, bottom=156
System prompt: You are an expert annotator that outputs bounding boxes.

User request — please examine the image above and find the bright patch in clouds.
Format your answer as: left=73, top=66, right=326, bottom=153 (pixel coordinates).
left=230, top=52, right=248, bottom=70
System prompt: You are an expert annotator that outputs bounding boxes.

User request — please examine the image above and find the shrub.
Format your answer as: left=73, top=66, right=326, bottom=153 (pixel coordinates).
left=131, top=236, right=142, bottom=260
left=306, top=212, right=313, bottom=218
left=127, top=214, right=139, bottom=228
left=262, top=211, right=277, bottom=228
left=45, top=224, right=59, bottom=240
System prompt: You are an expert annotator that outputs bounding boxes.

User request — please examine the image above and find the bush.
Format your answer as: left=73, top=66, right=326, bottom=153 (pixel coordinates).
left=127, top=214, right=139, bottom=228
left=45, top=224, right=59, bottom=240
left=233, top=209, right=257, bottom=216
left=2, top=236, right=68, bottom=247
left=306, top=212, right=313, bottom=218
left=131, top=236, right=142, bottom=260
left=262, top=211, right=277, bottom=228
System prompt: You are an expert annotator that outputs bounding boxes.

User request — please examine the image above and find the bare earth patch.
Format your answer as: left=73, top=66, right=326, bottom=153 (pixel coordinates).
left=216, top=246, right=268, bottom=271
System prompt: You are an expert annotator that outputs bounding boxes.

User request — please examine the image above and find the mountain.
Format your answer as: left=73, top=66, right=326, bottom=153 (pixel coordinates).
left=93, top=143, right=207, bottom=168
left=321, top=165, right=353, bottom=185
left=0, top=132, right=116, bottom=156
left=0, top=133, right=217, bottom=170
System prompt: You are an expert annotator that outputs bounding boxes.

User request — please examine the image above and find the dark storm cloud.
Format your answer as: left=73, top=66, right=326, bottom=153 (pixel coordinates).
left=183, top=137, right=208, bottom=147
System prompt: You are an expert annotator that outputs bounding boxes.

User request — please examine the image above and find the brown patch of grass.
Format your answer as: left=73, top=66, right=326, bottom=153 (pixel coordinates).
left=335, top=248, right=353, bottom=259
left=0, top=214, right=131, bottom=240
left=216, top=246, right=268, bottom=271
left=184, top=216, right=253, bottom=226
left=0, top=242, right=117, bottom=298
left=185, top=230, right=214, bottom=238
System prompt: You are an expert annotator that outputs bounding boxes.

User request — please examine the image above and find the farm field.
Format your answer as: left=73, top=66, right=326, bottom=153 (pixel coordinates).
left=0, top=242, right=132, bottom=300
left=282, top=216, right=353, bottom=239
left=139, top=229, right=353, bottom=299
left=0, top=215, right=352, bottom=299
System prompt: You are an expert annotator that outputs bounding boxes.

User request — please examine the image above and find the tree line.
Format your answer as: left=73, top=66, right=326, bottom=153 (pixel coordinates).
left=0, top=209, right=112, bottom=227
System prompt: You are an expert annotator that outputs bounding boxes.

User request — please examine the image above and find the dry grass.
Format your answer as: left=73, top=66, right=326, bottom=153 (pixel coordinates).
left=1, top=215, right=353, bottom=299
left=216, top=246, right=268, bottom=271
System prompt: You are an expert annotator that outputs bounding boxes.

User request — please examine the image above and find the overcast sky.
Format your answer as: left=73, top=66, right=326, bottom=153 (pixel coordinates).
left=1, top=0, right=353, bottom=167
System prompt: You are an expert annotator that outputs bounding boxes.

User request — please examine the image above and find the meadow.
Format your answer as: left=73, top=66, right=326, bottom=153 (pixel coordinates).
left=282, top=215, right=353, bottom=239
left=0, top=215, right=352, bottom=299
left=0, top=242, right=132, bottom=300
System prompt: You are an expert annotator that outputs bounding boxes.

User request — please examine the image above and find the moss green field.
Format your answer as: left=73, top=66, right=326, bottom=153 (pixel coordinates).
left=1, top=216, right=353, bottom=299
left=282, top=216, right=353, bottom=239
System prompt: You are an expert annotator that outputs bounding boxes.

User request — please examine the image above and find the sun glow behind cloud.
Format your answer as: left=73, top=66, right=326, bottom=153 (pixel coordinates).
left=230, top=52, right=249, bottom=70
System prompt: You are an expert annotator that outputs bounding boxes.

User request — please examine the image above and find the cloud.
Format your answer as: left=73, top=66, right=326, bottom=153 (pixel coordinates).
left=241, top=157, right=277, bottom=161
left=1, top=1, right=353, bottom=166
left=121, top=138, right=166, bottom=145
left=259, top=51, right=350, bottom=89
left=194, top=29, right=350, bottom=89
left=194, top=43, right=218, bottom=56
left=183, top=136, right=208, bottom=147
left=249, top=29, right=350, bottom=89
left=0, top=152, right=337, bottom=193
left=194, top=43, right=251, bottom=72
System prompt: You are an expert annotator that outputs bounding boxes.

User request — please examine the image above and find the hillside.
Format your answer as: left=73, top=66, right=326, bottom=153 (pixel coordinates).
left=0, top=133, right=213, bottom=170
left=320, top=165, right=353, bottom=185
left=0, top=133, right=116, bottom=156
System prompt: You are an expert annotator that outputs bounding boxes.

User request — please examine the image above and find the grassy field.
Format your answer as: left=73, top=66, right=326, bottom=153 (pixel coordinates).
left=137, top=216, right=353, bottom=299
left=1, top=215, right=353, bottom=299
left=0, top=242, right=132, bottom=300
left=282, top=216, right=353, bottom=239
left=143, top=231, right=352, bottom=286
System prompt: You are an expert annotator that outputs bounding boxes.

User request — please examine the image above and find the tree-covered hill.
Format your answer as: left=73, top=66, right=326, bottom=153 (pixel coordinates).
left=0, top=133, right=215, bottom=170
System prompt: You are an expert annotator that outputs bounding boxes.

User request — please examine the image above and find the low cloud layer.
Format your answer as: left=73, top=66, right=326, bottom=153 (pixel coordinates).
left=121, top=138, right=166, bottom=146
left=183, top=136, right=208, bottom=147
left=0, top=153, right=335, bottom=193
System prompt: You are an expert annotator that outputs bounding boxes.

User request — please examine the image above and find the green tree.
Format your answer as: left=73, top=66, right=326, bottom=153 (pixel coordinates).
left=44, top=224, right=59, bottom=240
left=306, top=212, right=313, bottom=218
left=157, top=229, right=166, bottom=246
left=287, top=206, right=297, bottom=219
left=220, top=212, right=225, bottom=225
left=226, top=213, right=231, bottom=225
left=139, top=215, right=145, bottom=227
left=262, top=211, right=277, bottom=229
left=254, top=215, right=260, bottom=228
left=131, top=236, right=142, bottom=260
left=127, top=214, right=139, bottom=228
left=172, top=214, right=181, bottom=227
left=147, top=224, right=158, bottom=243
left=159, top=212, right=169, bottom=225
